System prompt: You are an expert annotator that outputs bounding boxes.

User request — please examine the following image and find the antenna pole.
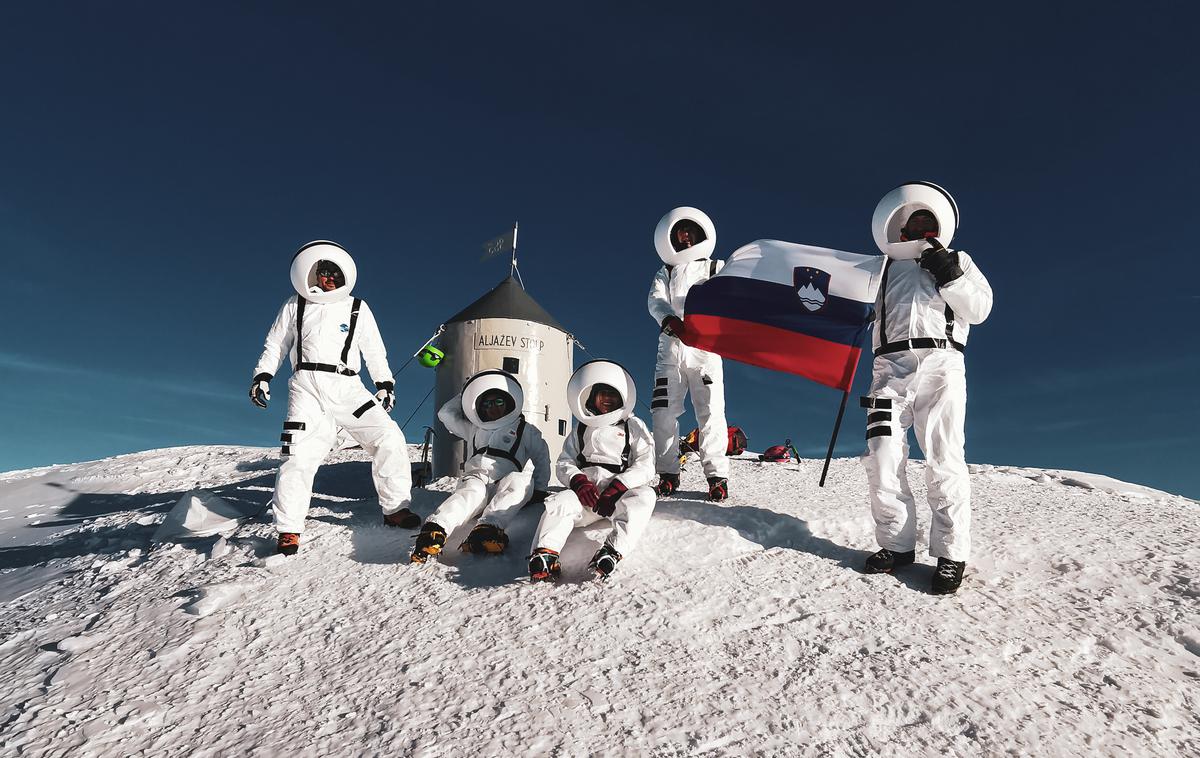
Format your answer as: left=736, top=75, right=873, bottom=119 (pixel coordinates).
left=511, top=221, right=519, bottom=277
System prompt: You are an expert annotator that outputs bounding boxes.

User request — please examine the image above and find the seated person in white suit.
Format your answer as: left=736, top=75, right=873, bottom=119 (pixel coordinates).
left=411, top=370, right=550, bottom=563
left=528, top=360, right=656, bottom=582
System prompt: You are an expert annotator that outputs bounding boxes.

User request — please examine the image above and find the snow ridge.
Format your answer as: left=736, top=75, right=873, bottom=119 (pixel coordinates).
left=0, top=446, right=1197, bottom=756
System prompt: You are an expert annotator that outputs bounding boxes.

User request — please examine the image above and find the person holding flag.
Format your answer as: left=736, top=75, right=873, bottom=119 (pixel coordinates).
left=647, top=207, right=731, bottom=502
left=860, top=182, right=993, bottom=595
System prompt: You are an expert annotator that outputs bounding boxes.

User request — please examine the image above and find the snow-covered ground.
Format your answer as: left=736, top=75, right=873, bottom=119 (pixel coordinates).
left=0, top=445, right=1196, bottom=756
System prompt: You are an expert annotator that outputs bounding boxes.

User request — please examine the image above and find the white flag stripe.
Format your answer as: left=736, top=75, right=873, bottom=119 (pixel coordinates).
left=718, top=239, right=886, bottom=303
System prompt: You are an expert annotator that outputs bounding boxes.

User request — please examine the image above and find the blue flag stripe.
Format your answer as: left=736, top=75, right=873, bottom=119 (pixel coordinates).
left=686, top=276, right=875, bottom=347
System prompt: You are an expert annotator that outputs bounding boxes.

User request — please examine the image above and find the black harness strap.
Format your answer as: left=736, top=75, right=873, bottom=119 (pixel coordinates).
left=340, top=298, right=362, bottom=367
left=873, top=260, right=963, bottom=357
left=474, top=417, right=527, bottom=468
left=875, top=337, right=965, bottom=356
left=877, top=259, right=891, bottom=345
left=296, top=362, right=358, bottom=376
left=352, top=400, right=375, bottom=418
left=295, top=296, right=307, bottom=365
left=575, top=420, right=631, bottom=474
left=293, top=297, right=362, bottom=376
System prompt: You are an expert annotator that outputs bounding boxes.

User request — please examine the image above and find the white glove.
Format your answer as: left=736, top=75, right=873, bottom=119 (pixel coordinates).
left=374, top=382, right=396, bottom=412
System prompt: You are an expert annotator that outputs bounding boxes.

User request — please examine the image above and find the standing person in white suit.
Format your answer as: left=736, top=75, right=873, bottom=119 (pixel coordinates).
left=860, top=182, right=993, bottom=594
left=250, top=240, right=418, bottom=556
left=528, top=360, right=656, bottom=582
left=647, top=207, right=731, bottom=502
left=410, top=370, right=550, bottom=563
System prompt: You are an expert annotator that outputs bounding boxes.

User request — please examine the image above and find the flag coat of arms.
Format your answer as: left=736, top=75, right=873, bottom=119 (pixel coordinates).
left=680, top=240, right=886, bottom=390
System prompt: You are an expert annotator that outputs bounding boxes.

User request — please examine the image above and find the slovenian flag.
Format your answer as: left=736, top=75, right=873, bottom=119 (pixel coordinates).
left=680, top=240, right=886, bottom=391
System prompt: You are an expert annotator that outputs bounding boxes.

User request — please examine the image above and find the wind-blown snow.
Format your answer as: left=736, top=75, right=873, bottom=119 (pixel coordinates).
left=0, top=445, right=1196, bottom=756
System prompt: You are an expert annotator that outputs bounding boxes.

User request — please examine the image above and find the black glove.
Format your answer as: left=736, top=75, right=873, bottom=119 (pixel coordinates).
left=374, top=381, right=396, bottom=412
left=249, top=373, right=272, bottom=409
left=594, top=479, right=628, bottom=518
left=661, top=315, right=684, bottom=337
left=919, top=241, right=964, bottom=287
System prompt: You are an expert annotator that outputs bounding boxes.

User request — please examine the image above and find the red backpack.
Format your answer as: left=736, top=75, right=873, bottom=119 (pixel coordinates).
left=759, top=438, right=798, bottom=462
left=680, top=426, right=748, bottom=456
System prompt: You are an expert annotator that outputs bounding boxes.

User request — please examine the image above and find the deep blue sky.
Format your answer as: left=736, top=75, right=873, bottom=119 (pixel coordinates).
left=2, top=3, right=1197, bottom=497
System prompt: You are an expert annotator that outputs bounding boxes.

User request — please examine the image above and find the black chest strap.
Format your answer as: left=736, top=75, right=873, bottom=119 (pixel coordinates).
left=576, top=420, right=631, bottom=474
left=474, top=416, right=527, bottom=467
left=878, top=259, right=892, bottom=345
left=340, top=299, right=362, bottom=366
left=876, top=261, right=961, bottom=352
left=294, top=297, right=362, bottom=375
left=295, top=296, right=307, bottom=365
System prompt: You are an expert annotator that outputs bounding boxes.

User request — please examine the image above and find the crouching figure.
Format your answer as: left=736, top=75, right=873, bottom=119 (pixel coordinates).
left=411, top=370, right=550, bottom=563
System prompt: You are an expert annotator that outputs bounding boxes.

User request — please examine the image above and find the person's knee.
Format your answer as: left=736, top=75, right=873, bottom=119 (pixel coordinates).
left=544, top=491, right=581, bottom=518
left=494, top=472, right=529, bottom=496
left=616, top=489, right=654, bottom=518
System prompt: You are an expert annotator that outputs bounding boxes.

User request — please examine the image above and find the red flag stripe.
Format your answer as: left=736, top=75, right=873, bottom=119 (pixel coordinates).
left=682, top=314, right=861, bottom=390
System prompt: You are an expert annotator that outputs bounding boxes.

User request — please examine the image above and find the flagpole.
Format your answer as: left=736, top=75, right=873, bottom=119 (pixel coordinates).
left=820, top=329, right=870, bottom=487
left=819, top=388, right=850, bottom=487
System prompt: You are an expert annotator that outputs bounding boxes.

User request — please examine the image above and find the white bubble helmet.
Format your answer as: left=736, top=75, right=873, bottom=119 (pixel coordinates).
left=461, top=370, right=524, bottom=431
left=871, top=182, right=960, bottom=260
left=567, top=360, right=637, bottom=428
left=289, top=240, right=358, bottom=304
left=654, top=206, right=716, bottom=267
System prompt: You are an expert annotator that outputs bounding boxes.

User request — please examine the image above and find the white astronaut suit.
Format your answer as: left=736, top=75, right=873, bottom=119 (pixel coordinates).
left=252, top=241, right=412, bottom=535
left=532, top=361, right=657, bottom=561
left=427, top=371, right=551, bottom=538
left=861, top=183, right=993, bottom=564
left=647, top=207, right=730, bottom=485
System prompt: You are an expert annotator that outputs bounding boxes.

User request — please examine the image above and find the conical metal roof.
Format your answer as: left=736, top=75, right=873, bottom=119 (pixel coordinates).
left=445, top=276, right=567, bottom=332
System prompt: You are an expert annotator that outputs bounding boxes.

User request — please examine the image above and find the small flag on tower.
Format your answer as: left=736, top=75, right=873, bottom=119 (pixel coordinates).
left=480, top=225, right=517, bottom=260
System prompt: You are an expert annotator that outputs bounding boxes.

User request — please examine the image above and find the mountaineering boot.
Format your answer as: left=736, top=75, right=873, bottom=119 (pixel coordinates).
left=653, top=473, right=680, bottom=498
left=931, top=558, right=966, bottom=595
left=409, top=522, right=447, bottom=564
left=383, top=508, right=421, bottom=529
left=863, top=548, right=915, bottom=574
left=459, top=523, right=509, bottom=554
left=528, top=548, right=561, bottom=583
left=588, top=543, right=622, bottom=579
left=706, top=477, right=729, bottom=502
left=276, top=532, right=300, bottom=556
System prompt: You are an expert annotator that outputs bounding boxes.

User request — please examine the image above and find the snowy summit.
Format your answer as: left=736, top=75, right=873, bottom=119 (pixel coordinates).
left=0, top=445, right=1197, bottom=755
